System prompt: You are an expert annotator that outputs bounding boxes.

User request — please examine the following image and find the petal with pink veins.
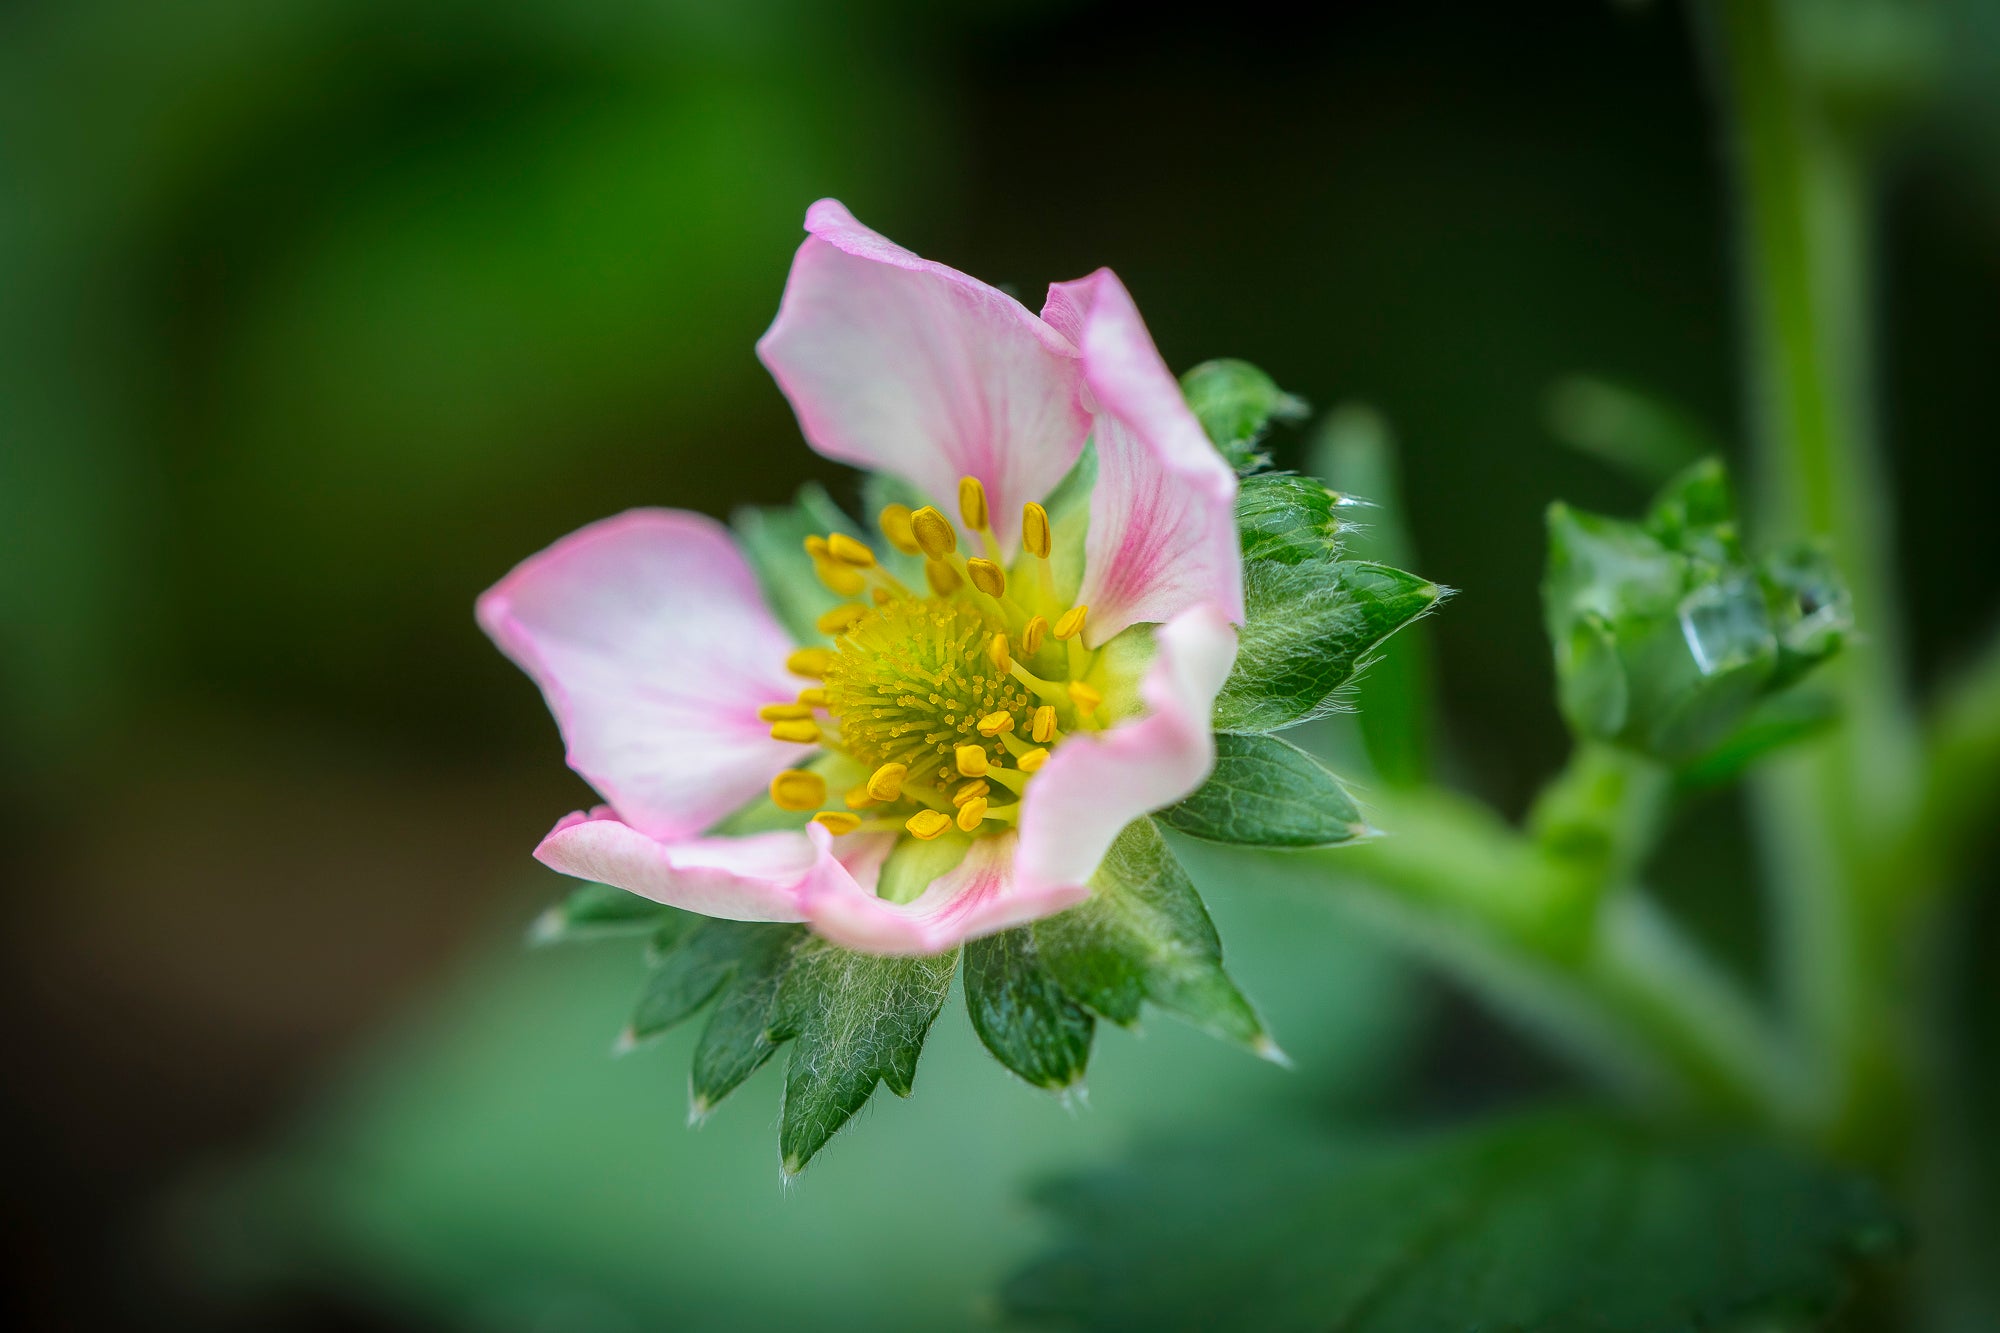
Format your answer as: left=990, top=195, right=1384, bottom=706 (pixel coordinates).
left=757, top=200, right=1090, bottom=552
left=1043, top=271, right=1244, bottom=646
left=535, top=809, right=812, bottom=922
left=478, top=509, right=801, bottom=841
left=1014, top=603, right=1239, bottom=894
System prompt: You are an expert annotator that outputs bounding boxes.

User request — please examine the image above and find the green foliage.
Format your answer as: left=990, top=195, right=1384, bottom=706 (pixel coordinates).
left=1235, top=472, right=1346, bottom=565
left=731, top=482, right=868, bottom=644
left=1034, top=820, right=1269, bottom=1052
left=1159, top=733, right=1369, bottom=848
left=964, top=929, right=1094, bottom=1092
left=530, top=883, right=678, bottom=944
left=1004, top=1108, right=1901, bottom=1332
left=1214, top=560, right=1445, bottom=733
left=1543, top=459, right=1853, bottom=762
left=1545, top=375, right=1716, bottom=485
left=1179, top=358, right=1308, bottom=472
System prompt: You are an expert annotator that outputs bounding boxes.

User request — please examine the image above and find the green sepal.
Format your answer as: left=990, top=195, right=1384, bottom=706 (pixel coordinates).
left=731, top=482, right=868, bottom=645
left=768, top=938, right=958, bottom=1174
left=628, top=920, right=774, bottom=1043
left=690, top=925, right=805, bottom=1114
left=1235, top=472, right=1345, bottom=566
left=1213, top=560, right=1446, bottom=734
left=1033, top=819, right=1270, bottom=1052
left=1158, top=732, right=1369, bottom=848
left=964, top=928, right=1094, bottom=1092
left=1180, top=358, right=1308, bottom=472
left=528, top=882, right=679, bottom=945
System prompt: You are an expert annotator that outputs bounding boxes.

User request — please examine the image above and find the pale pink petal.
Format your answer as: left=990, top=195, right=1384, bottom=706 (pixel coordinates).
left=1014, top=604, right=1238, bottom=892
left=797, top=829, right=1086, bottom=956
left=757, top=200, right=1091, bottom=551
left=478, top=509, right=801, bottom=841
left=535, top=809, right=812, bottom=922
left=1042, top=271, right=1244, bottom=646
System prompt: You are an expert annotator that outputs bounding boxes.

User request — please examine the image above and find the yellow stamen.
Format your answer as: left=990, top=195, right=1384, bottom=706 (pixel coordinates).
left=977, top=710, right=1015, bottom=737
left=956, top=743, right=990, bottom=778
left=786, top=648, right=834, bottom=678
left=878, top=504, right=921, bottom=555
left=796, top=687, right=829, bottom=708
left=826, top=532, right=876, bottom=567
left=1022, top=502, right=1051, bottom=558
left=1054, top=604, right=1089, bottom=641
left=770, top=719, right=821, bottom=744
left=1018, top=746, right=1049, bottom=773
left=956, top=797, right=989, bottom=833
left=866, top=761, right=908, bottom=803
left=966, top=557, right=1006, bottom=598
left=815, top=559, right=865, bottom=596
left=1032, top=704, right=1058, bottom=743
left=759, top=702, right=814, bottom=722
left=803, top=535, right=830, bottom=560
left=816, top=604, right=870, bottom=635
left=813, top=811, right=862, bottom=836
left=1067, top=681, right=1102, bottom=714
left=871, top=587, right=893, bottom=605
left=958, top=476, right=989, bottom=531
left=769, top=769, right=827, bottom=811
left=844, top=784, right=877, bottom=810
left=952, top=778, right=990, bottom=806
left=906, top=809, right=953, bottom=841
left=987, top=632, right=1011, bottom=673
left=925, top=559, right=963, bottom=596
left=1021, top=614, right=1048, bottom=655
left=911, top=506, right=958, bottom=559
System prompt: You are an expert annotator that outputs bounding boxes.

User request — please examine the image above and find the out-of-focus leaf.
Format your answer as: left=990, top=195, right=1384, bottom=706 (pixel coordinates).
left=1034, top=820, right=1269, bottom=1053
left=1676, top=690, right=1841, bottom=791
left=1546, top=375, right=1718, bottom=485
left=1158, top=733, right=1369, bottom=848
left=529, top=883, right=679, bottom=944
left=732, top=483, right=869, bottom=644
left=1235, top=472, right=1345, bottom=566
left=1004, top=1108, right=1901, bottom=1332
left=769, top=938, right=957, bottom=1174
left=964, top=929, right=1094, bottom=1092
left=1180, top=358, right=1307, bottom=472
left=1213, top=560, right=1446, bottom=734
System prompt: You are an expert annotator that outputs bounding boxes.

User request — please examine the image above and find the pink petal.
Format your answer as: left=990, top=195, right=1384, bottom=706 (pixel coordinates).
left=757, top=200, right=1091, bottom=551
left=1014, top=603, right=1238, bottom=893
left=1042, top=271, right=1244, bottom=646
left=798, top=829, right=1087, bottom=956
left=477, top=509, right=801, bottom=841
left=535, top=809, right=812, bottom=922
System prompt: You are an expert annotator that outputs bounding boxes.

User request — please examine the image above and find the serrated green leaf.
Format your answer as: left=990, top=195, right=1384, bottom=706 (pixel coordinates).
left=1004, top=1108, right=1901, bottom=1333
left=964, top=928, right=1094, bottom=1092
left=690, top=924, right=805, bottom=1114
left=1157, top=733, right=1368, bottom=848
left=529, top=882, right=676, bottom=945
left=1180, top=358, right=1307, bottom=472
left=731, top=482, right=868, bottom=644
left=629, top=920, right=772, bottom=1042
left=769, top=939, right=957, bottom=1173
left=1033, top=819, right=1267, bottom=1050
left=1235, top=472, right=1344, bottom=565
left=1213, top=560, right=1445, bottom=733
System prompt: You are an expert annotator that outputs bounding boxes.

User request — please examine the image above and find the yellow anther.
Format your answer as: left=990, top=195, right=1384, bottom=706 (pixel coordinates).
left=1053, top=604, right=1089, bottom=641
left=952, top=778, right=990, bottom=807
left=803, top=535, right=831, bottom=559
left=871, top=586, right=893, bottom=605
left=956, top=743, right=990, bottom=778
left=826, top=532, right=876, bottom=567
left=925, top=558, right=963, bottom=596
left=786, top=648, right=834, bottom=678
left=866, top=762, right=908, bottom=803
left=770, top=719, right=821, bottom=744
left=906, top=809, right=953, bottom=841
left=813, top=811, right=862, bottom=836
left=1021, top=614, right=1048, bottom=655
left=815, top=559, right=866, bottom=596
left=967, top=557, right=1006, bottom=598
left=956, top=797, right=989, bottom=833
left=1018, top=746, right=1049, bottom=773
left=769, top=769, right=827, bottom=811
left=1022, top=502, right=1052, bottom=558
left=759, top=702, right=814, bottom=722
left=976, top=710, right=1015, bottom=737
left=911, top=506, right=958, bottom=559
left=878, top=503, right=921, bottom=555
left=987, top=632, right=1011, bottom=673
left=958, top=476, right=989, bottom=531
left=816, top=604, right=870, bottom=635
left=844, top=784, right=877, bottom=810
left=1067, top=681, right=1102, bottom=714
left=796, top=687, right=829, bottom=708
left=1032, top=704, right=1058, bottom=743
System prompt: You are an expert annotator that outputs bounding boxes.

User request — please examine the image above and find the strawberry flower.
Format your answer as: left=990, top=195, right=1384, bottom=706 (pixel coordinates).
left=479, top=200, right=1243, bottom=956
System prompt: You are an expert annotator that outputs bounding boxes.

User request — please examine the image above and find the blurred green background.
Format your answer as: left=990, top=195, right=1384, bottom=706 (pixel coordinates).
left=4, top=0, right=1997, bottom=1328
